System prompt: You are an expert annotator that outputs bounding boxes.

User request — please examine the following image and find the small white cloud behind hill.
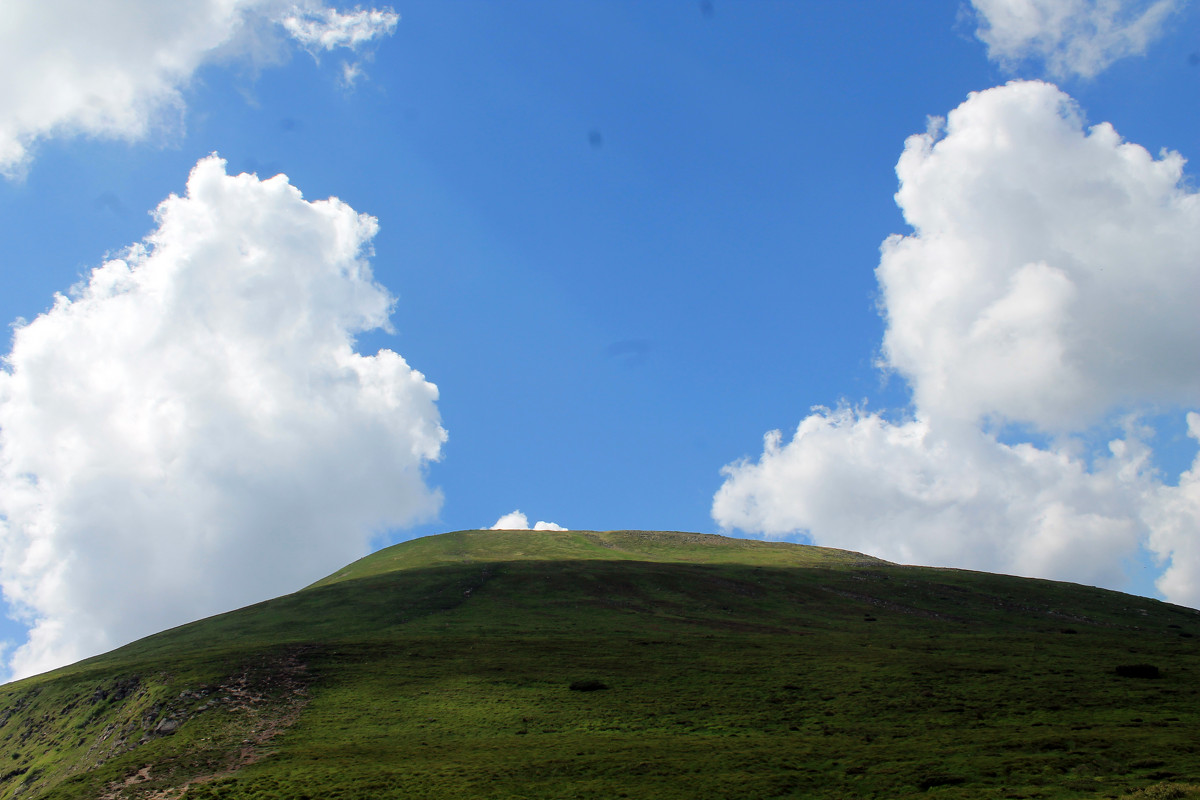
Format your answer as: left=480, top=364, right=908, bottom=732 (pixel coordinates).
left=490, top=511, right=567, bottom=532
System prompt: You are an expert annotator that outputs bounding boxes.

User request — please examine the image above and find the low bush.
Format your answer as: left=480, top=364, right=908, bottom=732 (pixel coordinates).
left=1116, top=664, right=1161, bottom=679
left=917, top=773, right=966, bottom=791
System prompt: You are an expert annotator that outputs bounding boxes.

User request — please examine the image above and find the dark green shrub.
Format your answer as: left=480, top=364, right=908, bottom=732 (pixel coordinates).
left=1116, top=663, right=1161, bottom=679
left=917, top=773, right=966, bottom=791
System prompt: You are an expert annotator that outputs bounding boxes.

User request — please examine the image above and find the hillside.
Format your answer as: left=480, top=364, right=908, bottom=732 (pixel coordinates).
left=0, top=529, right=1198, bottom=799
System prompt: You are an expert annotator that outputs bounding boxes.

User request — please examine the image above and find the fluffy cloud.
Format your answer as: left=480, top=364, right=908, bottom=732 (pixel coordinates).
left=882, top=81, right=1200, bottom=431
left=0, top=0, right=398, bottom=178
left=490, top=511, right=568, bottom=532
left=970, top=0, right=1180, bottom=78
left=0, top=155, right=445, bottom=678
left=1145, top=414, right=1200, bottom=606
left=715, top=82, right=1200, bottom=605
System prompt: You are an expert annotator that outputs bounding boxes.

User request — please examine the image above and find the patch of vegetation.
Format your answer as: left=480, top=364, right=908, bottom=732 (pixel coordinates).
left=0, top=529, right=1197, bottom=799
left=1127, top=783, right=1200, bottom=799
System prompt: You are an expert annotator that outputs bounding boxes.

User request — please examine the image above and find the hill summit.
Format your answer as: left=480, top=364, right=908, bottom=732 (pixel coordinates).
left=1, top=529, right=1198, bottom=799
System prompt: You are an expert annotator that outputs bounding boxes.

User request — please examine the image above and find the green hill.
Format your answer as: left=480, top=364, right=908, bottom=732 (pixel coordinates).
left=1, top=529, right=1198, bottom=799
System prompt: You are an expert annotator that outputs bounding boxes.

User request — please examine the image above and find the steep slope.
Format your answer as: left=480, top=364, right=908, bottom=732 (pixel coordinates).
left=0, top=530, right=1198, bottom=800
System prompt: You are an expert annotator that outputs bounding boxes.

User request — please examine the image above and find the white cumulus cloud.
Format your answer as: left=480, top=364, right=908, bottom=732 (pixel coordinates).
left=0, top=155, right=446, bottom=679
left=970, top=0, right=1180, bottom=78
left=715, top=81, right=1200, bottom=606
left=882, top=81, right=1200, bottom=432
left=490, top=511, right=567, bottom=531
left=714, top=408, right=1150, bottom=589
left=0, top=0, right=398, bottom=178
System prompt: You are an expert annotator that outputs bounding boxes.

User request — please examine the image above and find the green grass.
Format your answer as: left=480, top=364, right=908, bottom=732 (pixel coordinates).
left=0, top=530, right=1198, bottom=799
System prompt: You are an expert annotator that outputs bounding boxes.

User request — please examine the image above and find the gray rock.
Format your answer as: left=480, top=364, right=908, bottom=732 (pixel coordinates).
left=153, top=718, right=182, bottom=736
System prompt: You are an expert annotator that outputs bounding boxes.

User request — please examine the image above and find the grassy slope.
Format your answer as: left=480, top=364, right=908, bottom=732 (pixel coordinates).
left=0, top=530, right=1198, bottom=800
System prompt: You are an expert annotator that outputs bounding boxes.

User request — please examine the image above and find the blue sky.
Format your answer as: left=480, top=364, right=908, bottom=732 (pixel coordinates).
left=1, top=0, right=1199, bottom=678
